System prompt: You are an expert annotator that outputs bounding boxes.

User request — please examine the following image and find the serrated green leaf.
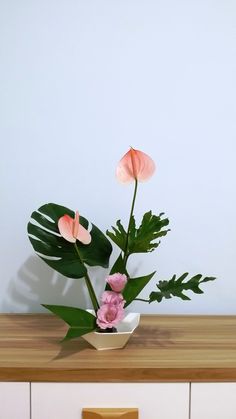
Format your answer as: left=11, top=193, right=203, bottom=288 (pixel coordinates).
left=200, top=276, right=216, bottom=283
left=28, top=203, right=112, bottom=278
left=123, top=271, right=156, bottom=307
left=106, top=220, right=127, bottom=252
left=42, top=304, right=97, bottom=341
left=107, top=211, right=170, bottom=256
left=129, top=211, right=170, bottom=254
left=149, top=273, right=216, bottom=303
left=175, top=272, right=189, bottom=284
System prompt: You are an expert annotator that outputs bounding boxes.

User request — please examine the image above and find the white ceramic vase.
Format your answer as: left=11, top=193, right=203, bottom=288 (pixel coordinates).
left=82, top=312, right=140, bottom=350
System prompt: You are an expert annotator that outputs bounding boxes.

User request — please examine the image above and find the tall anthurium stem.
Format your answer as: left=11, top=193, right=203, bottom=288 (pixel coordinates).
left=74, top=243, right=100, bottom=312
left=123, top=178, right=138, bottom=266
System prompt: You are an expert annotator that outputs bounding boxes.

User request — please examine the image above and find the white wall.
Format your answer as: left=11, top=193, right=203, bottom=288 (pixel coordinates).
left=0, top=0, right=235, bottom=314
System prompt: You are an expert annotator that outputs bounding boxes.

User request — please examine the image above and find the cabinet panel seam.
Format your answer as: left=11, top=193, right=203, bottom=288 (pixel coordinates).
left=189, top=382, right=191, bottom=419
left=30, top=382, right=32, bottom=419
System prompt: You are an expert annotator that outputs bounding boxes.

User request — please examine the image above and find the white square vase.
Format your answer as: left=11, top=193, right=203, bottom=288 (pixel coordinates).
left=82, top=312, right=140, bottom=350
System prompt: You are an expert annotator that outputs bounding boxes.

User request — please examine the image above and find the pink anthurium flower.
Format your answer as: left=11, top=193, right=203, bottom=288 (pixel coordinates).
left=116, top=147, right=155, bottom=183
left=58, top=211, right=91, bottom=244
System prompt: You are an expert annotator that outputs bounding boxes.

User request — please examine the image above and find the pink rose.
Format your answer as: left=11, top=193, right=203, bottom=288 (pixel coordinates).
left=101, top=291, right=125, bottom=307
left=106, top=273, right=127, bottom=292
left=96, top=303, right=125, bottom=329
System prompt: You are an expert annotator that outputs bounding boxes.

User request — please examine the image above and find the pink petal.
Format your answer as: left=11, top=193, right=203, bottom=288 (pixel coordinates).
left=106, top=273, right=127, bottom=292
left=76, top=223, right=92, bottom=245
left=101, top=291, right=125, bottom=306
left=96, top=303, right=125, bottom=329
left=58, top=214, right=76, bottom=243
left=116, top=148, right=155, bottom=183
left=116, top=149, right=135, bottom=183
left=134, top=149, right=156, bottom=182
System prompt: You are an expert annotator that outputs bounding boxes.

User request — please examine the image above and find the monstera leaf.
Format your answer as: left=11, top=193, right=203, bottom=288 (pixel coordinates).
left=28, top=203, right=112, bottom=279
left=107, top=211, right=170, bottom=256
left=149, top=273, right=216, bottom=303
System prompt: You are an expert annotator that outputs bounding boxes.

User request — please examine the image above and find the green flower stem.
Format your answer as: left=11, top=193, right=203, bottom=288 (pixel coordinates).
left=123, top=178, right=138, bottom=267
left=134, top=298, right=150, bottom=303
left=74, top=243, right=100, bottom=312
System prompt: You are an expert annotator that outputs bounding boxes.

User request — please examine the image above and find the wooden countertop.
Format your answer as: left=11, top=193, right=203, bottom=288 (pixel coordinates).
left=0, top=314, right=236, bottom=382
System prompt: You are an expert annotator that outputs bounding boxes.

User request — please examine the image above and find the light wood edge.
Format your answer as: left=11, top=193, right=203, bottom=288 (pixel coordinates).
left=1, top=368, right=236, bottom=382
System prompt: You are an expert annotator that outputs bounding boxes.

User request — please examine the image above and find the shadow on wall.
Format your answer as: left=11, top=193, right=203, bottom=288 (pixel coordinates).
left=2, top=252, right=143, bottom=313
left=2, top=256, right=107, bottom=313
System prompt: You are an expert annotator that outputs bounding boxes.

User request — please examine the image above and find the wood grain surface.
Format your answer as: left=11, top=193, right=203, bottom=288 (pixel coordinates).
left=0, top=314, right=236, bottom=382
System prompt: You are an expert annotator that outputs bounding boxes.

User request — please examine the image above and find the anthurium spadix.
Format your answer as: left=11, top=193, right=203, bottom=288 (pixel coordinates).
left=116, top=147, right=156, bottom=183
left=58, top=211, right=91, bottom=244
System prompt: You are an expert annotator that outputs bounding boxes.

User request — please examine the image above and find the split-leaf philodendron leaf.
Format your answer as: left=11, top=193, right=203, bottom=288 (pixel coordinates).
left=28, top=203, right=112, bottom=279
left=149, top=273, right=216, bottom=303
left=107, top=211, right=170, bottom=256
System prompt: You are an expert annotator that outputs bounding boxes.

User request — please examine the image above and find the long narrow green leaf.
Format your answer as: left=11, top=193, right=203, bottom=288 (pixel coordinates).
left=63, top=326, right=96, bottom=341
left=123, top=272, right=156, bottom=307
left=110, top=253, right=127, bottom=275
left=42, top=304, right=97, bottom=341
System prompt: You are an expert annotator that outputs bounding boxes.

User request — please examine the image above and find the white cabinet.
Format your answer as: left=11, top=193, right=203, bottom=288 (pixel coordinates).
left=0, top=382, right=30, bottom=419
left=2, top=381, right=236, bottom=418
left=31, top=383, right=189, bottom=419
left=191, top=383, right=236, bottom=419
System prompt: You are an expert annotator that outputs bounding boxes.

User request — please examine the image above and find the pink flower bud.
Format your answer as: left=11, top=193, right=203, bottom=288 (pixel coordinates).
left=106, top=273, right=127, bottom=292
left=96, top=303, right=125, bottom=329
left=101, top=291, right=125, bottom=307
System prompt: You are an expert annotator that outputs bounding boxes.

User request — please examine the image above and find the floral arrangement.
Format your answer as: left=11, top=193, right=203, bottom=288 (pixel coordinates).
left=27, top=148, right=216, bottom=340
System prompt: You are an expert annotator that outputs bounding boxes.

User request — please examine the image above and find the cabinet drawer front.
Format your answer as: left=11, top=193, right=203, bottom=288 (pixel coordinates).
left=0, top=382, right=30, bottom=419
left=191, top=383, right=236, bottom=419
left=32, top=383, right=189, bottom=419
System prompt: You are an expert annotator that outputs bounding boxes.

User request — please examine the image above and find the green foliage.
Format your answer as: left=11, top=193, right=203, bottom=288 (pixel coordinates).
left=28, top=203, right=112, bottom=279
left=149, top=273, right=216, bottom=303
left=26, top=162, right=217, bottom=345
left=128, top=211, right=170, bottom=253
left=106, top=220, right=127, bottom=252
left=109, top=253, right=128, bottom=275
left=107, top=211, right=170, bottom=256
left=123, top=272, right=156, bottom=307
left=42, top=304, right=97, bottom=341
